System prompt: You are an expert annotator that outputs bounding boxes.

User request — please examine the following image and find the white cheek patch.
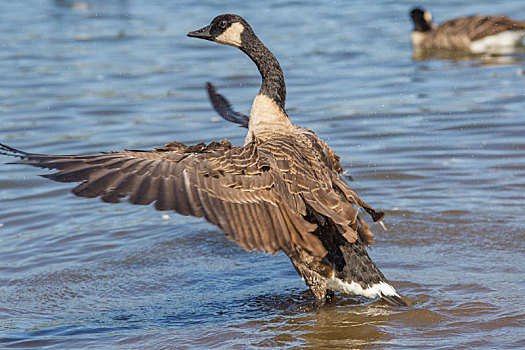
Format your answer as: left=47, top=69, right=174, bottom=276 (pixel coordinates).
left=423, top=11, right=433, bottom=25
left=215, top=22, right=244, bottom=48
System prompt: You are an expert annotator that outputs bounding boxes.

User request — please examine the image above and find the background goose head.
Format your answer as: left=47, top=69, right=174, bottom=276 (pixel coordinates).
left=187, top=14, right=252, bottom=49
left=410, top=7, right=434, bottom=32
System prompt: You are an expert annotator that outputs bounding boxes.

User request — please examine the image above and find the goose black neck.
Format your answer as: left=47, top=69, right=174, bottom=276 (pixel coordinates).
left=241, top=34, right=286, bottom=110
left=413, top=20, right=432, bottom=32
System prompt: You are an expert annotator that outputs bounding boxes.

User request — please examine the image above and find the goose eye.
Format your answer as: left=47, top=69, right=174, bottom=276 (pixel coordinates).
left=218, top=20, right=227, bottom=29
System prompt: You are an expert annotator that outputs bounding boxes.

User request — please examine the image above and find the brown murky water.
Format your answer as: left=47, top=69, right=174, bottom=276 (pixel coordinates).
left=1, top=0, right=524, bottom=348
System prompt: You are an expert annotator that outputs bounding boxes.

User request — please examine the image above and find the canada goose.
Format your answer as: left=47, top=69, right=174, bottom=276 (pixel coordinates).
left=410, top=7, right=525, bottom=54
left=0, top=14, right=406, bottom=307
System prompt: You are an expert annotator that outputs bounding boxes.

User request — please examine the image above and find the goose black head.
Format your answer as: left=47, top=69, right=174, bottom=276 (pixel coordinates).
left=187, top=14, right=252, bottom=49
left=410, top=7, right=433, bottom=32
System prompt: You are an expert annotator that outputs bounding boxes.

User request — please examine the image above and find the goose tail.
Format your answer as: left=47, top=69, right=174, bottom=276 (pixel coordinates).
left=326, top=241, right=407, bottom=307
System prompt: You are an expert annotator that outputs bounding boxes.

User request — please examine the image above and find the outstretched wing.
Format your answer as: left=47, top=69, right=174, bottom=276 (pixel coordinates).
left=206, top=82, right=249, bottom=127
left=0, top=141, right=327, bottom=257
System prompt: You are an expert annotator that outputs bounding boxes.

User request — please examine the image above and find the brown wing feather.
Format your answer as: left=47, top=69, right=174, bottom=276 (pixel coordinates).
left=0, top=135, right=383, bottom=257
left=436, top=15, right=525, bottom=43
left=468, top=16, right=525, bottom=41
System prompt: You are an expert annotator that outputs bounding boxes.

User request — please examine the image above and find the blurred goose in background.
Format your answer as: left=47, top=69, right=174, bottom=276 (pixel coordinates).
left=0, top=14, right=406, bottom=307
left=410, top=7, right=525, bottom=54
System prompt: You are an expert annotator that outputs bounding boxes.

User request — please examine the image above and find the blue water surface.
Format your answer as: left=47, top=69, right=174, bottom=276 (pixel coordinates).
left=1, top=0, right=524, bottom=348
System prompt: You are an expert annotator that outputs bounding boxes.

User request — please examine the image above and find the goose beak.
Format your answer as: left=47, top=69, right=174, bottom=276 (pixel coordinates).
left=187, top=25, right=213, bottom=40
